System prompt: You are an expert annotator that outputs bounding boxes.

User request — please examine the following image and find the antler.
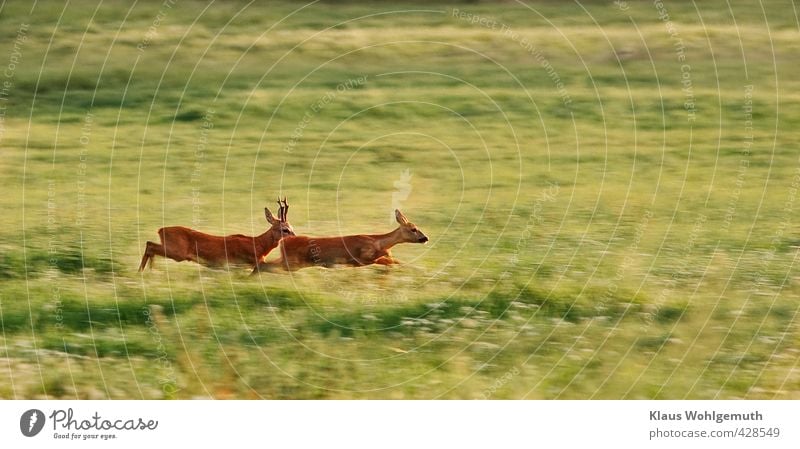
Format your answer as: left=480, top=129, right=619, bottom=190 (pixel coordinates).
left=281, top=197, right=289, bottom=222
left=276, top=197, right=289, bottom=222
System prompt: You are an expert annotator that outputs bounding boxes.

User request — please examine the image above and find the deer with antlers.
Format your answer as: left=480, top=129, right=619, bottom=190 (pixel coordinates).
left=251, top=209, right=427, bottom=274
left=139, top=198, right=294, bottom=271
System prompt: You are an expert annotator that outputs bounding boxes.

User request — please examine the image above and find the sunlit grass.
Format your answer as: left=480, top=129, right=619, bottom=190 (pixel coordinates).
left=1, top=0, right=799, bottom=398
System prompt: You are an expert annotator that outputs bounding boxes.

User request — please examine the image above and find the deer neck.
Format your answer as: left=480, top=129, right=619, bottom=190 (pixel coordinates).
left=255, top=230, right=279, bottom=255
left=374, top=227, right=405, bottom=252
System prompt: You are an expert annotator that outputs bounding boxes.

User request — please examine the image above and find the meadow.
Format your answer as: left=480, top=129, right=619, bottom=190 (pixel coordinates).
left=1, top=0, right=799, bottom=398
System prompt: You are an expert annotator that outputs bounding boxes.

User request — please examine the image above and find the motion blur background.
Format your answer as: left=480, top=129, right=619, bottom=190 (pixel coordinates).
left=1, top=0, right=799, bottom=398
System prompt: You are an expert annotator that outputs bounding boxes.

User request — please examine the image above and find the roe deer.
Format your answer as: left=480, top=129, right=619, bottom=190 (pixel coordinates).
left=252, top=209, right=427, bottom=274
left=139, top=198, right=294, bottom=271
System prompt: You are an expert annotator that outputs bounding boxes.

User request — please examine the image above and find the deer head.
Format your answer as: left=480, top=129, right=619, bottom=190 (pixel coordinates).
left=265, top=197, right=295, bottom=240
left=395, top=209, right=428, bottom=244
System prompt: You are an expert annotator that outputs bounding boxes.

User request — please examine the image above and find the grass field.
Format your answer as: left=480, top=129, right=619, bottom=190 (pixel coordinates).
left=1, top=0, right=800, bottom=399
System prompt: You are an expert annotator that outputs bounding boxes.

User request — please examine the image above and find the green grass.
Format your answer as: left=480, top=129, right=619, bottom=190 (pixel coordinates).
left=1, top=0, right=799, bottom=398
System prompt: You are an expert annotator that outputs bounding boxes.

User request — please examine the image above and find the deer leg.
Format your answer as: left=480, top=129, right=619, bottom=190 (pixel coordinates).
left=251, top=257, right=307, bottom=275
left=139, top=241, right=164, bottom=272
left=374, top=249, right=399, bottom=265
left=138, top=247, right=149, bottom=272
left=251, top=260, right=287, bottom=276
left=374, top=256, right=399, bottom=266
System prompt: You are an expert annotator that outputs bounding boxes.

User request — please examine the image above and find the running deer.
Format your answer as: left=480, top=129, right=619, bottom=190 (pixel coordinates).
left=139, top=198, right=294, bottom=271
left=251, top=209, right=427, bottom=274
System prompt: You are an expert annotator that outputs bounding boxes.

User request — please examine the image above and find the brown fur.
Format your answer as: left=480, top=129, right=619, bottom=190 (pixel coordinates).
left=139, top=204, right=294, bottom=271
left=252, top=209, right=427, bottom=274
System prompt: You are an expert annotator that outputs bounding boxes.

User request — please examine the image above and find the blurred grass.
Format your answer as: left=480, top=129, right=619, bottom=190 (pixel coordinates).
left=1, top=0, right=800, bottom=398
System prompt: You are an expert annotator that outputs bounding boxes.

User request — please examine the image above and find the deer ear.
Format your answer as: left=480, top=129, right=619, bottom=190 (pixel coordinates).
left=265, top=207, right=277, bottom=224
left=395, top=209, right=409, bottom=225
